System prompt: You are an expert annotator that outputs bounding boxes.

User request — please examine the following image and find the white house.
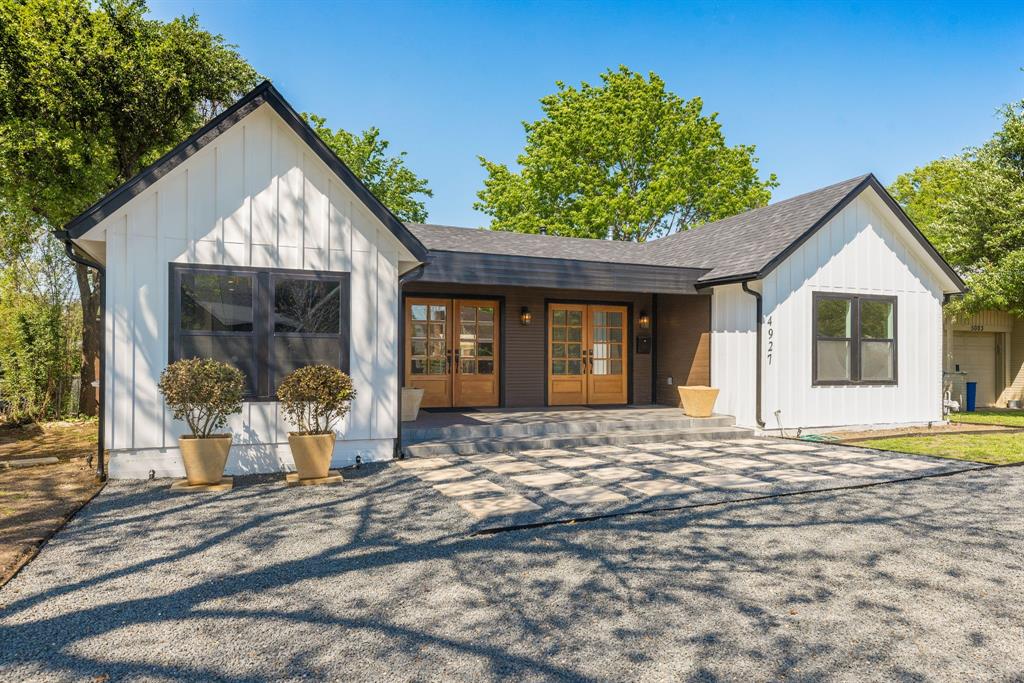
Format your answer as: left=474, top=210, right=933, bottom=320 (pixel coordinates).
left=59, top=81, right=966, bottom=479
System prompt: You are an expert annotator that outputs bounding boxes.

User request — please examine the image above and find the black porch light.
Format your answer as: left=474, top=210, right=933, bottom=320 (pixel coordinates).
left=520, top=306, right=533, bottom=325
left=638, top=309, right=651, bottom=330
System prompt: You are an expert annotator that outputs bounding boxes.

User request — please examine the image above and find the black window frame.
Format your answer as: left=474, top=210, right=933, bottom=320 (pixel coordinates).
left=812, top=292, right=897, bottom=387
left=169, top=264, right=350, bottom=401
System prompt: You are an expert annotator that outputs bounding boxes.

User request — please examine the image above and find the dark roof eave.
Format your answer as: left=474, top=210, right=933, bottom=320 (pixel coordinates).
left=61, top=81, right=428, bottom=262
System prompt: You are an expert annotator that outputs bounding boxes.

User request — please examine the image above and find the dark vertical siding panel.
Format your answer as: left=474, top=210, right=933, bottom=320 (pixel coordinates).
left=655, top=295, right=712, bottom=406
left=404, top=283, right=653, bottom=406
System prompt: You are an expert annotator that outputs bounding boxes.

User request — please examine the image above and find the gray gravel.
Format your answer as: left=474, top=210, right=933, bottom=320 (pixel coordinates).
left=1, top=463, right=1023, bottom=682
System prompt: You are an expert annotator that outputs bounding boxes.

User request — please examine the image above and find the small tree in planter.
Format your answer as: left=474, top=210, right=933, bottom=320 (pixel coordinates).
left=277, top=364, right=356, bottom=480
left=158, top=358, right=245, bottom=485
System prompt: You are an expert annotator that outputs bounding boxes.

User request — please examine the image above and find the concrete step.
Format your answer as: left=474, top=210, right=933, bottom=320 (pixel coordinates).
left=402, top=413, right=736, bottom=445
left=402, top=425, right=753, bottom=458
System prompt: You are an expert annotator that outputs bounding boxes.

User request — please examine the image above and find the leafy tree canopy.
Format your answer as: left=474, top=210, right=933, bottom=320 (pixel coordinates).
left=0, top=0, right=260, bottom=230
left=303, top=114, right=432, bottom=223
left=890, top=99, right=1024, bottom=317
left=475, top=66, right=777, bottom=242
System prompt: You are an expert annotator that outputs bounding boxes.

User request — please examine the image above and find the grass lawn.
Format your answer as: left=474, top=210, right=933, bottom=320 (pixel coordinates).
left=950, top=409, right=1024, bottom=428
left=858, top=432, right=1024, bottom=466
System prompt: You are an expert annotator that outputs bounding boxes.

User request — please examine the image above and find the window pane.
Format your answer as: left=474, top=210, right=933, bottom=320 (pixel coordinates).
left=460, top=341, right=475, bottom=356
left=274, top=279, right=340, bottom=333
left=479, top=307, right=494, bottom=322
left=478, top=359, right=494, bottom=374
left=552, top=327, right=567, bottom=341
left=567, top=327, right=582, bottom=342
left=460, top=323, right=476, bottom=339
left=816, top=340, right=851, bottom=381
left=567, top=343, right=581, bottom=358
left=861, top=341, right=894, bottom=381
left=180, top=272, right=253, bottom=332
left=411, top=322, right=427, bottom=338
left=567, top=360, right=582, bottom=375
left=430, top=305, right=447, bottom=321
left=181, top=335, right=256, bottom=394
left=861, top=300, right=893, bottom=339
left=816, top=298, right=851, bottom=338
left=273, top=337, right=342, bottom=388
left=610, top=360, right=623, bottom=375
left=553, top=309, right=566, bottom=325
left=606, top=312, right=622, bottom=327
left=460, top=306, right=476, bottom=322
left=477, top=323, right=493, bottom=341
left=411, top=340, right=427, bottom=357
left=593, top=311, right=606, bottom=326
left=460, top=358, right=475, bottom=374
left=567, top=310, right=582, bottom=325
left=552, top=359, right=566, bottom=375
left=411, top=359, right=426, bottom=374
left=552, top=343, right=566, bottom=358
left=609, top=327, right=623, bottom=342
left=477, top=342, right=494, bottom=358
left=411, top=305, right=428, bottom=321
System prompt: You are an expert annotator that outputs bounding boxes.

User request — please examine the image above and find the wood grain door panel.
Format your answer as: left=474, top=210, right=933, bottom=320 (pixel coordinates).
left=547, top=303, right=628, bottom=406
left=452, top=299, right=500, bottom=407
left=405, top=298, right=452, bottom=408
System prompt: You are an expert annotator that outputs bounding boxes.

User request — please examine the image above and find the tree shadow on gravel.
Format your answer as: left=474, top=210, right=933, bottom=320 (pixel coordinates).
left=0, top=465, right=1021, bottom=682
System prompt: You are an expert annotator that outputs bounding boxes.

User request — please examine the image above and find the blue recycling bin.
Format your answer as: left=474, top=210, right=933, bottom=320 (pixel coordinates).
left=965, top=381, right=977, bottom=412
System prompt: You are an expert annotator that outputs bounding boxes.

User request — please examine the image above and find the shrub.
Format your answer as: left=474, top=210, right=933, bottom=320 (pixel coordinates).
left=158, top=358, right=244, bottom=438
left=277, top=365, right=356, bottom=435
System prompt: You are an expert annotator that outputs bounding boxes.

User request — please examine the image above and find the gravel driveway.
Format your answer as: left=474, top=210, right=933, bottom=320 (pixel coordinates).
left=1, top=461, right=1022, bottom=682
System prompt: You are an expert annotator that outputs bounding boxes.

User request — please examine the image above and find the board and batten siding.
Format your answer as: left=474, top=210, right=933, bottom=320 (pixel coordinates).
left=711, top=190, right=947, bottom=430
left=97, top=103, right=406, bottom=478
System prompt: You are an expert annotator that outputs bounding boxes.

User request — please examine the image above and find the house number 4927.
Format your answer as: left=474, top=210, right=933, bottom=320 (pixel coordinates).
left=765, top=315, right=774, bottom=365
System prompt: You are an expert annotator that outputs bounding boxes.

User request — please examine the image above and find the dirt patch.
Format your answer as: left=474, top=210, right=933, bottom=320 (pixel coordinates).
left=0, top=458, right=103, bottom=588
left=825, top=421, right=1018, bottom=442
left=0, top=420, right=97, bottom=462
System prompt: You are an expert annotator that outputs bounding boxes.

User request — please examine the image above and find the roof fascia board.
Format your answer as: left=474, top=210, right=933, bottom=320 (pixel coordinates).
left=63, top=81, right=429, bottom=263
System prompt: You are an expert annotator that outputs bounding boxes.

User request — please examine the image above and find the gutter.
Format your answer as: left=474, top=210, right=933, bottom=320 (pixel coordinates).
left=740, top=281, right=766, bottom=429
left=394, top=263, right=426, bottom=459
left=54, top=231, right=107, bottom=481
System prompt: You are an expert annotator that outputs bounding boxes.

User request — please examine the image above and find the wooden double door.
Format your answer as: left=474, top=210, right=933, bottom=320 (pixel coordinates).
left=405, top=298, right=500, bottom=408
left=548, top=303, right=629, bottom=405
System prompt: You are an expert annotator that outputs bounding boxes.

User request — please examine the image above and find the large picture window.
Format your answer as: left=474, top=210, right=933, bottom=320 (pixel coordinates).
left=812, top=292, right=896, bottom=386
left=170, top=265, right=350, bottom=400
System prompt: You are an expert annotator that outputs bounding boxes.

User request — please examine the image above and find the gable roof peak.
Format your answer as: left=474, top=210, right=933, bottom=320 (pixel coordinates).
left=62, top=80, right=428, bottom=261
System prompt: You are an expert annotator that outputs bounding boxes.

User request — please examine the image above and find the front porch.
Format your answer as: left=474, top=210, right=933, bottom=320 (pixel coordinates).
left=401, top=404, right=749, bottom=457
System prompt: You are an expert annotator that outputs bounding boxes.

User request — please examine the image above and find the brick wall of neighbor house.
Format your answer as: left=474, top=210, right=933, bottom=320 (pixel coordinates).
left=403, top=283, right=655, bottom=406
left=655, top=295, right=712, bottom=406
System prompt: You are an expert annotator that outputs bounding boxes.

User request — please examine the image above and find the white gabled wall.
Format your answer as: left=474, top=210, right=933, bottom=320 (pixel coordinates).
left=96, top=103, right=405, bottom=478
left=713, top=190, right=945, bottom=431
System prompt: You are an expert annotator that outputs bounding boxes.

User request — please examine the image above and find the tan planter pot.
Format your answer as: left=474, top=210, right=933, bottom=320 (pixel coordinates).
left=401, top=387, right=425, bottom=422
left=677, top=385, right=720, bottom=418
left=179, top=435, right=232, bottom=485
left=288, top=433, right=336, bottom=480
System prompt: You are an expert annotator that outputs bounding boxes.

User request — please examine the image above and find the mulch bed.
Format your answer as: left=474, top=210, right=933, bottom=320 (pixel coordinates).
left=0, top=458, right=103, bottom=588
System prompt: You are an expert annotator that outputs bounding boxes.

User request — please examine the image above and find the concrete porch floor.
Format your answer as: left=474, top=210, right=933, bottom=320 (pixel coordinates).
left=404, top=405, right=705, bottom=431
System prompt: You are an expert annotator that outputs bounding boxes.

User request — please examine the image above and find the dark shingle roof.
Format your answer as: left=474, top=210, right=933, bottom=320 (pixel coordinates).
left=641, top=174, right=871, bottom=281
left=413, top=173, right=965, bottom=291
left=406, top=223, right=654, bottom=266
left=408, top=175, right=872, bottom=279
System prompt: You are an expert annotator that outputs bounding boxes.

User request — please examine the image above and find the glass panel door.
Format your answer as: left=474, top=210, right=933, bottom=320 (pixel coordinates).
left=406, top=298, right=452, bottom=408
left=547, top=303, right=629, bottom=406
left=586, top=305, right=628, bottom=404
left=547, top=304, right=589, bottom=405
left=453, top=300, right=500, bottom=407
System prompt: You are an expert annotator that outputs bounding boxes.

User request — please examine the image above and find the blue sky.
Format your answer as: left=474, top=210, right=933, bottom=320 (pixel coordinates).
left=150, top=0, right=1024, bottom=229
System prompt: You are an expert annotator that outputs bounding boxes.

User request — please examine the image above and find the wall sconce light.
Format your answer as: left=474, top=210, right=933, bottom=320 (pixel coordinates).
left=638, top=309, right=651, bottom=330
left=520, top=306, right=533, bottom=325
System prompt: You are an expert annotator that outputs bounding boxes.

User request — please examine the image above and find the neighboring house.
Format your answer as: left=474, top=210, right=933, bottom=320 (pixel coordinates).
left=57, top=81, right=966, bottom=479
left=944, top=311, right=1024, bottom=408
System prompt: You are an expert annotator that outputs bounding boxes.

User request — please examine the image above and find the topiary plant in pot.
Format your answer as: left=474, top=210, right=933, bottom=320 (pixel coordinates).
left=277, top=365, right=356, bottom=480
left=158, top=358, right=245, bottom=485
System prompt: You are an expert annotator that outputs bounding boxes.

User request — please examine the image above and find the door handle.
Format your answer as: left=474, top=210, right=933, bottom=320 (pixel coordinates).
left=454, top=348, right=461, bottom=374
left=445, top=349, right=452, bottom=374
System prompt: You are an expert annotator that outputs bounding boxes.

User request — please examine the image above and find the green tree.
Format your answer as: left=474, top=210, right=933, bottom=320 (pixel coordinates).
left=475, top=66, right=777, bottom=242
left=0, top=0, right=260, bottom=415
left=303, top=114, right=432, bottom=223
left=890, top=100, right=1024, bottom=317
